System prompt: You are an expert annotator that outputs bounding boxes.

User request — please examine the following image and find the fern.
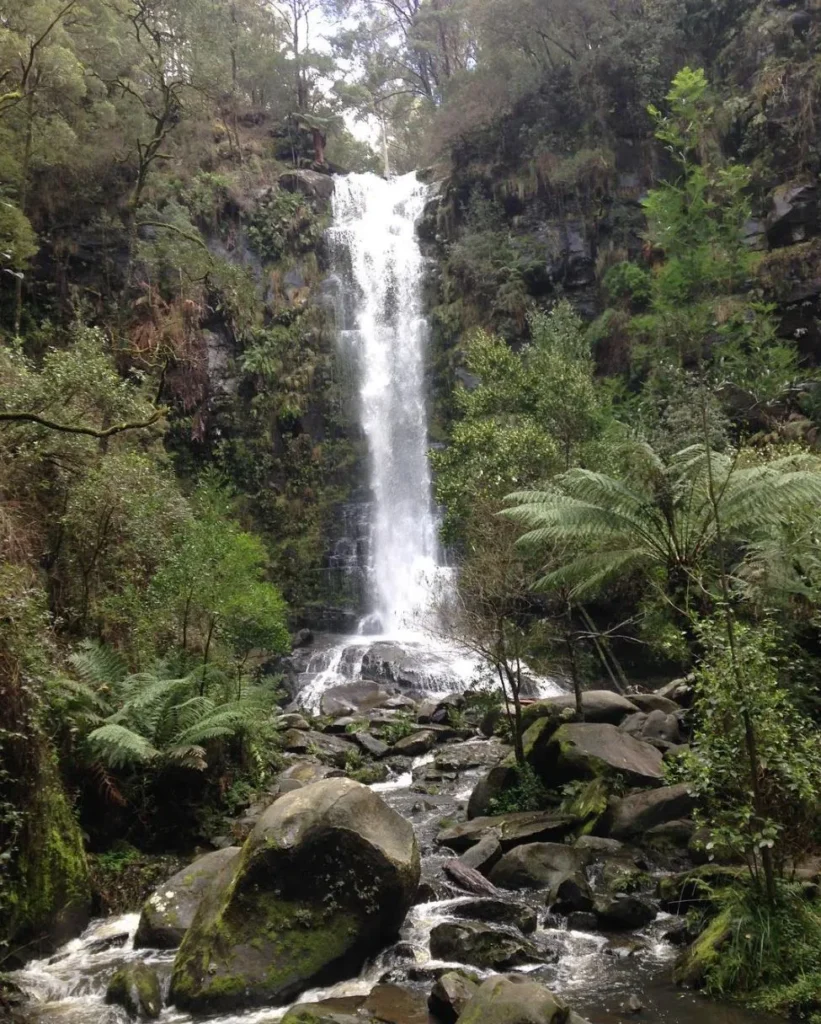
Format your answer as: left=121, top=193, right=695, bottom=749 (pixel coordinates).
left=504, top=442, right=821, bottom=604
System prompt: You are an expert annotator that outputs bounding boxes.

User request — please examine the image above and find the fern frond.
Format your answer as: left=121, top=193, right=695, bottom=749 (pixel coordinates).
left=86, top=724, right=160, bottom=768
left=69, top=641, right=127, bottom=687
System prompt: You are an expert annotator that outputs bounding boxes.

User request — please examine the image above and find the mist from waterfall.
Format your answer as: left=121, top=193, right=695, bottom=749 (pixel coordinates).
left=329, top=173, right=439, bottom=634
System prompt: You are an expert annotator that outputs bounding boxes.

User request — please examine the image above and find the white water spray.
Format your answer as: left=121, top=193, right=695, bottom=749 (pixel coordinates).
left=329, top=173, right=439, bottom=633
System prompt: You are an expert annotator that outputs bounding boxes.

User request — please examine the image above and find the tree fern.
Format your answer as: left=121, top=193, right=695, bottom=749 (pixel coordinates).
left=85, top=667, right=268, bottom=775
left=503, top=442, right=821, bottom=604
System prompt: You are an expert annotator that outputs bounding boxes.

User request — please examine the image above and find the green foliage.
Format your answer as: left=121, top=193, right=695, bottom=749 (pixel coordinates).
left=672, top=619, right=821, bottom=873
left=247, top=190, right=325, bottom=263
left=381, top=714, right=417, bottom=746
left=698, top=882, right=821, bottom=1020
left=504, top=441, right=821, bottom=607
left=487, top=763, right=549, bottom=815
left=603, top=262, right=651, bottom=308
left=432, top=301, right=605, bottom=543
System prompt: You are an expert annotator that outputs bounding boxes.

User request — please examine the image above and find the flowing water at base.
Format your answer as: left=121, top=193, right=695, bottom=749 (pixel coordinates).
left=12, top=759, right=776, bottom=1024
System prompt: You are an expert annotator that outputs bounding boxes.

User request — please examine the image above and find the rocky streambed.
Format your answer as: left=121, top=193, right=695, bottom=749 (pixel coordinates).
left=8, top=679, right=779, bottom=1024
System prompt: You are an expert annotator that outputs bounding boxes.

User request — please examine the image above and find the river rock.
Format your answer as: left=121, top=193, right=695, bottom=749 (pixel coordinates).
left=628, top=693, right=681, bottom=715
left=522, top=691, right=639, bottom=728
left=467, top=765, right=518, bottom=819
left=364, top=983, right=430, bottom=1024
left=620, top=711, right=682, bottom=749
left=279, top=760, right=342, bottom=785
left=594, top=894, right=657, bottom=930
left=392, top=730, right=438, bottom=756
left=281, top=999, right=366, bottom=1024
left=354, top=732, right=390, bottom=758
left=429, top=971, right=479, bottom=1023
left=550, top=875, right=593, bottom=914
left=106, top=964, right=162, bottom=1019
left=302, top=731, right=359, bottom=767
left=456, top=975, right=568, bottom=1024
left=449, top=897, right=538, bottom=934
left=428, top=921, right=550, bottom=969
left=277, top=714, right=311, bottom=731
left=134, top=847, right=240, bottom=949
left=437, top=810, right=576, bottom=853
left=489, top=842, right=582, bottom=891
left=434, top=743, right=508, bottom=773
left=170, top=779, right=420, bottom=1012
left=321, top=682, right=393, bottom=717
left=459, top=835, right=503, bottom=874
left=545, top=723, right=664, bottom=787
left=606, top=784, right=694, bottom=841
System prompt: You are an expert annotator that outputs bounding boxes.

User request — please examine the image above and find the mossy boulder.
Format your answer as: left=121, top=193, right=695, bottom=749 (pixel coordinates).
left=488, top=842, right=582, bottom=892
left=456, top=975, right=568, bottom=1024
left=604, top=784, right=694, bottom=841
left=169, top=778, right=420, bottom=1013
left=429, top=970, right=480, bottom=1023
left=673, top=910, right=732, bottom=988
left=428, top=921, right=551, bottom=969
left=543, top=723, right=663, bottom=788
left=105, top=964, right=162, bottom=1019
left=7, top=749, right=91, bottom=956
left=135, top=847, right=240, bottom=949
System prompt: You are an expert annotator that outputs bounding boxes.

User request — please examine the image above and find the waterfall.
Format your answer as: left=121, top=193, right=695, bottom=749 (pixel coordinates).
left=329, top=173, right=439, bottom=634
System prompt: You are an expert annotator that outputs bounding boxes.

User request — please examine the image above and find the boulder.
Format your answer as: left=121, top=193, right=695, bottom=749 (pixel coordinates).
left=459, top=835, right=503, bottom=874
left=656, top=677, right=694, bottom=708
left=620, top=710, right=682, bottom=749
left=354, top=732, right=390, bottom=759
left=392, top=730, right=437, bottom=757
left=628, top=693, right=680, bottom=715
left=550, top=875, right=593, bottom=915
left=281, top=1001, right=364, bottom=1024
left=364, top=984, right=430, bottom=1024
left=545, top=723, right=663, bottom=787
left=594, top=894, right=657, bottom=931
left=566, top=911, right=598, bottom=932
left=467, top=765, right=518, bottom=819
left=135, top=847, right=240, bottom=949
left=279, top=169, right=335, bottom=202
left=606, top=784, right=694, bottom=841
left=303, top=731, right=359, bottom=768
left=321, top=682, right=393, bottom=718
left=106, top=964, right=162, bottom=1019
left=170, top=779, right=420, bottom=1012
left=522, top=691, right=639, bottom=729
left=435, top=743, right=508, bottom=773
left=456, top=975, right=568, bottom=1024
left=277, top=714, right=311, bottom=731
left=428, top=921, right=550, bottom=970
left=429, top=971, right=479, bottom=1023
left=279, top=760, right=341, bottom=785
left=449, top=898, right=538, bottom=934
left=489, top=843, right=581, bottom=892
left=437, top=810, right=576, bottom=853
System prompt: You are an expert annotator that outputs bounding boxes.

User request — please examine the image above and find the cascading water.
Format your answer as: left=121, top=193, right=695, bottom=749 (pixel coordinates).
left=329, top=172, right=440, bottom=633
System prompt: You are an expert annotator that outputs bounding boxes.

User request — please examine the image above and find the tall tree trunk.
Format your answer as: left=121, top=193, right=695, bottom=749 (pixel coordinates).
left=14, top=87, right=35, bottom=335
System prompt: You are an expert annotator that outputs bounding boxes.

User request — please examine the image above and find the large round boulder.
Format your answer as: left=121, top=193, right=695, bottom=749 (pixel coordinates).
left=135, top=847, right=240, bottom=949
left=456, top=975, right=568, bottom=1024
left=170, top=778, right=420, bottom=1013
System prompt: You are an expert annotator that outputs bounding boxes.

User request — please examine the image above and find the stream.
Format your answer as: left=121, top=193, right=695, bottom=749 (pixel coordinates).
left=11, top=751, right=774, bottom=1024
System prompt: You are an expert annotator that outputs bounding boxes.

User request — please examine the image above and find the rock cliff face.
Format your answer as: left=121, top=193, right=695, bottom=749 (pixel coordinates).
left=422, top=0, right=821, bottom=437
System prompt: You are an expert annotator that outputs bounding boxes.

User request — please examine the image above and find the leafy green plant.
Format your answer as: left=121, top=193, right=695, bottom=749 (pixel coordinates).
left=698, top=882, right=821, bottom=1019
left=381, top=714, right=417, bottom=746
left=487, top=763, right=550, bottom=815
